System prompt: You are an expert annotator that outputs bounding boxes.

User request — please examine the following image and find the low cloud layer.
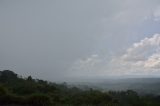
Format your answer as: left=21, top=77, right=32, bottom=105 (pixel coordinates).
left=70, top=34, right=160, bottom=78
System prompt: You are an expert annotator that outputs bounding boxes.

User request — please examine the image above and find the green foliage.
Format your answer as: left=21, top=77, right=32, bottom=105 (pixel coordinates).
left=27, top=94, right=52, bottom=106
left=69, top=90, right=112, bottom=105
left=0, top=85, right=7, bottom=95
left=0, top=70, right=159, bottom=106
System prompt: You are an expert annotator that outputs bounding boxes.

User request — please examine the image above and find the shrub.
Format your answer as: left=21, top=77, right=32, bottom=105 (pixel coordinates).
left=0, top=85, right=7, bottom=96
left=27, top=94, right=52, bottom=106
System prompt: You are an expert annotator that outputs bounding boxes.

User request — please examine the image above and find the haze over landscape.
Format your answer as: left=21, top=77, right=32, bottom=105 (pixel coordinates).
left=1, top=0, right=160, bottom=82
left=1, top=0, right=160, bottom=106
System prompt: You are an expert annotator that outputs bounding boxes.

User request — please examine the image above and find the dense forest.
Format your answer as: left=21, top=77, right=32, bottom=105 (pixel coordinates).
left=0, top=70, right=160, bottom=106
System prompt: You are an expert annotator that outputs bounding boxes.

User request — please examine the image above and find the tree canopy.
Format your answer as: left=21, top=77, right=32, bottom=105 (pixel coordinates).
left=0, top=70, right=159, bottom=106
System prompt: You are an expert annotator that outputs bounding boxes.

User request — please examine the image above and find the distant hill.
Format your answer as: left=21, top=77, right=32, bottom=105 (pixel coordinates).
left=72, top=78, right=160, bottom=95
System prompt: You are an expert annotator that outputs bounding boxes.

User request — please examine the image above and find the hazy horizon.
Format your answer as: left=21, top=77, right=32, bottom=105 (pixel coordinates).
left=1, top=0, right=160, bottom=81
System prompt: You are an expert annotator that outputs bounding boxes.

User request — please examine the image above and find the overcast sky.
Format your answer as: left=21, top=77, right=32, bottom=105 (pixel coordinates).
left=1, top=0, right=160, bottom=81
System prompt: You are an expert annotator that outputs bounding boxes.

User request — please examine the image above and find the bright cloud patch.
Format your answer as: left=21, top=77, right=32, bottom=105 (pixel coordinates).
left=121, top=34, right=160, bottom=69
left=70, top=34, right=160, bottom=77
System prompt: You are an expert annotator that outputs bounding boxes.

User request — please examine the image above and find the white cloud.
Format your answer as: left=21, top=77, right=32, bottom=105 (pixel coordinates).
left=70, top=34, right=160, bottom=77
left=110, top=34, right=160, bottom=75
left=144, top=53, right=160, bottom=68
left=70, top=54, right=108, bottom=77
left=121, top=34, right=160, bottom=62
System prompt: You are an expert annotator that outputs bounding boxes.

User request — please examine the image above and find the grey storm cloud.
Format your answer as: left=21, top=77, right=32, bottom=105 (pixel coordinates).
left=1, top=0, right=160, bottom=81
